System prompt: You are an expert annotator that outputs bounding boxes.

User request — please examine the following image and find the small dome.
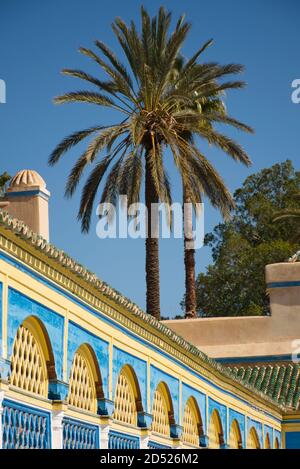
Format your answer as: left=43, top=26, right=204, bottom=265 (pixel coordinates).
left=9, top=170, right=46, bottom=189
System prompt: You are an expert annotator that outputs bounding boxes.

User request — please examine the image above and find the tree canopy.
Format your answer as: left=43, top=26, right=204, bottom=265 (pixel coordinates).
left=0, top=172, right=10, bottom=197
left=195, top=160, right=300, bottom=317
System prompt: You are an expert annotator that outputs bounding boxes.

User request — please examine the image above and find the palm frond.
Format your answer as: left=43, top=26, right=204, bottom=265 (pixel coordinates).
left=50, top=6, right=252, bottom=236
left=78, top=156, right=113, bottom=232
left=94, top=40, right=133, bottom=89
left=49, top=126, right=104, bottom=165
left=54, top=90, right=122, bottom=110
left=181, top=39, right=213, bottom=74
left=196, top=128, right=251, bottom=166
left=62, top=69, right=119, bottom=93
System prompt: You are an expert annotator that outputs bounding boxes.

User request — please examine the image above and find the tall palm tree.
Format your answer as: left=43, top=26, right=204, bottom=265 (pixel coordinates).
left=180, top=100, right=233, bottom=319
left=49, top=6, right=252, bottom=320
left=171, top=58, right=251, bottom=318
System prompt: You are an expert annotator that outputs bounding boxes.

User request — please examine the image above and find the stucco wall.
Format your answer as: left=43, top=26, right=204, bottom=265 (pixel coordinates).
left=164, top=262, right=300, bottom=360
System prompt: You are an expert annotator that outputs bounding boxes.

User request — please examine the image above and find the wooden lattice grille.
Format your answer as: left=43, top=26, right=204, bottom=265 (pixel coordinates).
left=265, top=434, right=271, bottom=449
left=68, top=350, right=97, bottom=413
left=182, top=400, right=199, bottom=446
left=247, top=428, right=260, bottom=449
left=10, top=324, right=47, bottom=397
left=113, top=371, right=137, bottom=425
left=229, top=421, right=240, bottom=449
left=208, top=413, right=221, bottom=449
left=151, top=387, right=170, bottom=436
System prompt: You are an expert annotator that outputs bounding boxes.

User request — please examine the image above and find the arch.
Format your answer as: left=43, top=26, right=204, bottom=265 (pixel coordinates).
left=7, top=289, right=64, bottom=381
left=247, top=427, right=260, bottom=449
left=151, top=381, right=174, bottom=437
left=229, top=419, right=242, bottom=449
left=274, top=437, right=280, bottom=449
left=182, top=396, right=203, bottom=447
left=264, top=433, right=271, bottom=449
left=68, top=343, right=103, bottom=413
left=208, top=409, right=224, bottom=449
left=113, top=364, right=142, bottom=426
left=9, top=316, right=55, bottom=397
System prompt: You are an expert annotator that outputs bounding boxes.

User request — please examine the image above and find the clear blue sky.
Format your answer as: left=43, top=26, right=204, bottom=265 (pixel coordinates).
left=0, top=0, right=299, bottom=317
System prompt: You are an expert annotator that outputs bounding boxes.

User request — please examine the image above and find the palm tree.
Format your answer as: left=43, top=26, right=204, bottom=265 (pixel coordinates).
left=170, top=58, right=251, bottom=318
left=273, top=193, right=300, bottom=243
left=49, top=6, right=252, bottom=320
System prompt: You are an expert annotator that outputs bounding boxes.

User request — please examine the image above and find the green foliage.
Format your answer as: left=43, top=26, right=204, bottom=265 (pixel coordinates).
left=273, top=193, right=300, bottom=242
left=196, top=160, right=300, bottom=317
left=0, top=172, right=11, bottom=197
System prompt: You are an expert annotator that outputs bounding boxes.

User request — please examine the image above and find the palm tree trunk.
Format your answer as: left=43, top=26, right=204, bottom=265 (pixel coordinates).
left=145, top=150, right=160, bottom=320
left=183, top=187, right=197, bottom=318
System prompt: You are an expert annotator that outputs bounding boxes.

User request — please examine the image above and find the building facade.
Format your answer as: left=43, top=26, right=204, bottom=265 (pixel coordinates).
left=0, top=170, right=298, bottom=449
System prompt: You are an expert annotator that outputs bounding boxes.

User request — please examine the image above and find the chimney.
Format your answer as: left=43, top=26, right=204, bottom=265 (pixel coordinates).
left=3, top=170, right=50, bottom=241
left=266, top=260, right=300, bottom=318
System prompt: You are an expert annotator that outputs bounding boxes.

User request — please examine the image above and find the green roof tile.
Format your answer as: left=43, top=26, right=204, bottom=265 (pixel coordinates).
left=226, top=362, right=300, bottom=410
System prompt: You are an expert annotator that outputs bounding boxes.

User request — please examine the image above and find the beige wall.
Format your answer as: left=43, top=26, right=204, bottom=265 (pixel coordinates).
left=163, top=262, right=300, bottom=360
left=4, top=188, right=50, bottom=241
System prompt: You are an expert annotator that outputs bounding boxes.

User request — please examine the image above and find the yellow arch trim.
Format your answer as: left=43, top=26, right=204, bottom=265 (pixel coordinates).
left=113, top=365, right=138, bottom=426
left=23, top=316, right=53, bottom=366
left=119, top=364, right=142, bottom=407
left=185, top=396, right=202, bottom=426
left=208, top=409, right=223, bottom=449
left=229, top=419, right=242, bottom=449
left=156, top=381, right=174, bottom=416
left=10, top=317, right=49, bottom=397
left=264, top=433, right=271, bottom=449
left=182, top=396, right=202, bottom=447
left=68, top=344, right=99, bottom=413
left=151, top=381, right=174, bottom=436
left=247, top=427, right=260, bottom=449
left=77, top=343, right=102, bottom=394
